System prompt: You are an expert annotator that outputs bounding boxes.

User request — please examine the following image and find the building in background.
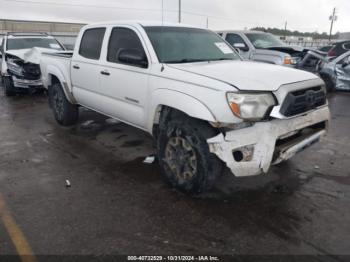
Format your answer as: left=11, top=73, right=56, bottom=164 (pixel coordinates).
left=0, top=19, right=85, bottom=49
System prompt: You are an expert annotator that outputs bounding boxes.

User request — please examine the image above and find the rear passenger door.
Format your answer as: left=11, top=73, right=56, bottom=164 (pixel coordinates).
left=99, top=26, right=150, bottom=128
left=71, top=27, right=106, bottom=110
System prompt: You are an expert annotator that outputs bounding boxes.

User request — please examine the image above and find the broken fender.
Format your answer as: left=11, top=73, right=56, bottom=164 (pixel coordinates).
left=207, top=106, right=330, bottom=177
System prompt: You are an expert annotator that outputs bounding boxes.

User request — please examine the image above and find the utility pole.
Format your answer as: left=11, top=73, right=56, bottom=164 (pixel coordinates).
left=178, top=0, right=182, bottom=23
left=329, top=7, right=338, bottom=42
left=284, top=21, right=288, bottom=39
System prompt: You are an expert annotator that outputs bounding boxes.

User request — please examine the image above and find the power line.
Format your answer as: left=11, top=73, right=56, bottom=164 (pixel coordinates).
left=2, top=0, right=167, bottom=12
left=1, top=0, right=323, bottom=32
left=2, top=0, right=254, bottom=25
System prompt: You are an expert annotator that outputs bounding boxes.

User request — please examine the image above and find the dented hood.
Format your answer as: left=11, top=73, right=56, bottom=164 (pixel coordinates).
left=266, top=45, right=306, bottom=53
left=169, top=61, right=319, bottom=91
left=6, top=48, right=58, bottom=64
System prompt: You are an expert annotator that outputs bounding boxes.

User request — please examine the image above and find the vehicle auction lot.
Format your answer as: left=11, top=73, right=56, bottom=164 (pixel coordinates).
left=0, top=84, right=349, bottom=258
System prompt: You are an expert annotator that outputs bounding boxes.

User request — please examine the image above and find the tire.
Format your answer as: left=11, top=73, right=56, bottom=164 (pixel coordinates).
left=3, top=76, right=16, bottom=97
left=50, top=82, right=79, bottom=126
left=157, top=115, right=224, bottom=193
left=321, top=74, right=335, bottom=92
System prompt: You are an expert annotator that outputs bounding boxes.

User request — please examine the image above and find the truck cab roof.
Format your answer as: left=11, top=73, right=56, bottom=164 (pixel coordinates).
left=81, top=20, right=204, bottom=29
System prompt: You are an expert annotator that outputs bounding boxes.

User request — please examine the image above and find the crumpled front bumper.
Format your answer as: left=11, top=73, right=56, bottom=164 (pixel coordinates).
left=207, top=106, right=330, bottom=177
left=12, top=76, right=43, bottom=89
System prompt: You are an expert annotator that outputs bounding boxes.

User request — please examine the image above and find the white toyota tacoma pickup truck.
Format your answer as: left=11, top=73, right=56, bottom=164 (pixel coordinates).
left=40, top=21, right=330, bottom=193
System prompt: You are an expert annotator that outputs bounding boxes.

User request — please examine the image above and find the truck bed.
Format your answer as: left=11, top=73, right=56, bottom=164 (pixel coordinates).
left=42, top=51, right=73, bottom=59
left=40, top=51, right=73, bottom=90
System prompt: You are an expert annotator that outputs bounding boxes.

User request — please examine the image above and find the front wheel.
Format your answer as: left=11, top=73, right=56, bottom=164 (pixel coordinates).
left=50, top=82, right=79, bottom=126
left=3, top=77, right=16, bottom=97
left=157, top=116, right=224, bottom=193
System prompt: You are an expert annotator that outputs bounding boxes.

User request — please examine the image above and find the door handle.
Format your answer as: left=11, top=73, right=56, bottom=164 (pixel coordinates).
left=101, top=70, right=110, bottom=76
left=73, top=65, right=80, bottom=69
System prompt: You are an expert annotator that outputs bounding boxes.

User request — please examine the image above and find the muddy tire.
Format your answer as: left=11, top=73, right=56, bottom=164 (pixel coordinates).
left=157, top=115, right=224, bottom=193
left=50, top=82, right=79, bottom=126
left=3, top=77, right=16, bottom=97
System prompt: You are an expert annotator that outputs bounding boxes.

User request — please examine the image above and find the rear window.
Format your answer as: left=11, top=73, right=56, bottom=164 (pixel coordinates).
left=79, top=28, right=106, bottom=60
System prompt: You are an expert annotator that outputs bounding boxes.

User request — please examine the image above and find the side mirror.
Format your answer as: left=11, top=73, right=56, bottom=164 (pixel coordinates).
left=117, top=49, right=148, bottom=68
left=0, top=52, right=2, bottom=59
left=342, top=58, right=350, bottom=68
left=233, top=43, right=249, bottom=52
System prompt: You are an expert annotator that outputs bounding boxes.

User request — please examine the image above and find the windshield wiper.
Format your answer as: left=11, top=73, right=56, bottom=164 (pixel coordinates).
left=210, top=58, right=235, bottom=61
left=165, top=58, right=210, bottom=64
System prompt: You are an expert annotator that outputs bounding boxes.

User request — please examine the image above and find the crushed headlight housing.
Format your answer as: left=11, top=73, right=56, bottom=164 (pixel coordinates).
left=7, top=60, right=24, bottom=77
left=227, top=92, right=276, bottom=121
left=284, top=56, right=297, bottom=65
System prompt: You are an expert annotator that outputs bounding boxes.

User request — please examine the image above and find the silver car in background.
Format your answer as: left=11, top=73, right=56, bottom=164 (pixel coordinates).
left=319, top=51, right=350, bottom=91
left=217, top=30, right=310, bottom=66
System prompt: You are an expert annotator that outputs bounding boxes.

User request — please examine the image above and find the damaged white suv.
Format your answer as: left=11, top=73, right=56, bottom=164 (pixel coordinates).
left=40, top=22, right=330, bottom=193
left=0, top=32, right=65, bottom=96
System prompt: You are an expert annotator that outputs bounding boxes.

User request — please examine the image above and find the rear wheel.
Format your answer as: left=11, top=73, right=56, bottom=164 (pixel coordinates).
left=3, top=76, right=16, bottom=97
left=157, top=115, right=224, bottom=193
left=50, top=82, right=79, bottom=126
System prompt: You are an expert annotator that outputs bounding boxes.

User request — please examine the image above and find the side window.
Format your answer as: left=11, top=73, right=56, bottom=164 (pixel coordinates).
left=225, top=33, right=248, bottom=50
left=79, top=28, right=106, bottom=60
left=343, top=43, right=350, bottom=50
left=217, top=33, right=223, bottom=37
left=107, top=27, right=147, bottom=67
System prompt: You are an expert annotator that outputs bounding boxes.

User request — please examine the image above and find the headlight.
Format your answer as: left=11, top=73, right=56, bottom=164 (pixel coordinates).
left=227, top=92, right=276, bottom=120
left=284, top=56, right=297, bottom=65
left=7, top=61, right=24, bottom=76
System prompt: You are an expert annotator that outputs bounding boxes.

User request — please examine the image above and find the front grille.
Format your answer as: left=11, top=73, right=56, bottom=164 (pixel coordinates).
left=23, top=63, right=41, bottom=80
left=280, top=86, right=326, bottom=117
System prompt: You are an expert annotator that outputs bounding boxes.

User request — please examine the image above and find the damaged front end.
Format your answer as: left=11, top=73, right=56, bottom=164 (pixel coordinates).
left=334, top=64, right=350, bottom=91
left=207, top=82, right=330, bottom=178
left=4, top=53, right=43, bottom=92
left=296, top=50, right=329, bottom=73
left=267, top=46, right=328, bottom=73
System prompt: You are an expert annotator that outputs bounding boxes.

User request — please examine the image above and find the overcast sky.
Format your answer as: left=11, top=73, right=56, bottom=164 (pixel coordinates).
left=0, top=0, right=349, bottom=33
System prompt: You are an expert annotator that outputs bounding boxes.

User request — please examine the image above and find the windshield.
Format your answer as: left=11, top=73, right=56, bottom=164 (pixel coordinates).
left=145, top=26, right=240, bottom=63
left=7, top=37, right=64, bottom=51
left=245, top=33, right=285, bottom=49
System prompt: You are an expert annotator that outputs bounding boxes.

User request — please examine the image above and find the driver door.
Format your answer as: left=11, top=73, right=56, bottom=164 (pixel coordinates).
left=99, top=26, right=150, bottom=128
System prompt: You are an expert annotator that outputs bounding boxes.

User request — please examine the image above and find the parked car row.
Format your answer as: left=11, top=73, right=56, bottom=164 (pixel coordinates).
left=217, top=30, right=309, bottom=67
left=0, top=22, right=331, bottom=193
left=216, top=30, right=350, bottom=91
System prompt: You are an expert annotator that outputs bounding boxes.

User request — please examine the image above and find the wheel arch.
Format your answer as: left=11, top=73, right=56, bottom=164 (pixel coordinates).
left=148, top=89, right=218, bottom=135
left=46, top=67, right=76, bottom=104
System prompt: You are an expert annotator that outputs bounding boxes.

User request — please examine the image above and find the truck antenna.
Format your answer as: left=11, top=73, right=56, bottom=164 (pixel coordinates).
left=161, top=0, right=164, bottom=26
